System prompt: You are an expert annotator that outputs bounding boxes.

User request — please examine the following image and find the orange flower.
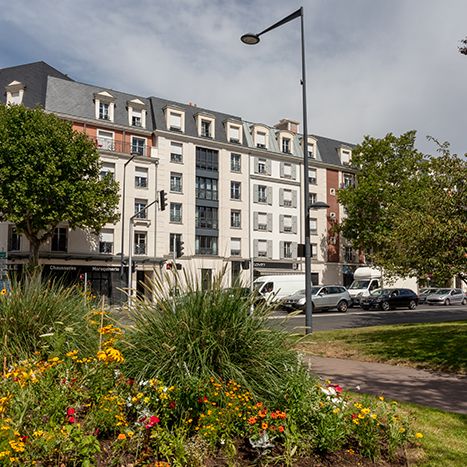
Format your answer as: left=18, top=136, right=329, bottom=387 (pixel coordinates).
left=261, top=422, right=268, bottom=430
left=278, top=425, right=285, bottom=433
left=117, top=433, right=126, bottom=440
left=248, top=417, right=257, bottom=425
left=258, top=409, right=268, bottom=418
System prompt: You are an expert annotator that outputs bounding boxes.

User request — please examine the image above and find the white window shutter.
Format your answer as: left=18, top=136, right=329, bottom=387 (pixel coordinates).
left=279, top=188, right=284, bottom=206
left=279, top=214, right=284, bottom=233
left=292, top=216, right=297, bottom=234
left=266, top=159, right=272, bottom=175
left=279, top=241, right=284, bottom=259
left=267, top=240, right=273, bottom=258
left=253, top=185, right=259, bottom=203
left=280, top=162, right=284, bottom=178
left=267, top=213, right=273, bottom=232
left=292, top=242, right=298, bottom=259
left=253, top=212, right=259, bottom=230
left=253, top=239, right=258, bottom=257
left=291, top=164, right=297, bottom=179
left=292, top=190, right=297, bottom=208
left=254, top=158, right=259, bottom=174
left=267, top=186, right=272, bottom=205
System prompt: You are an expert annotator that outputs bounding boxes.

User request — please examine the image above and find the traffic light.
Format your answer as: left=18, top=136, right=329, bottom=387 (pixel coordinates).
left=159, top=190, right=168, bottom=211
left=176, top=239, right=184, bottom=258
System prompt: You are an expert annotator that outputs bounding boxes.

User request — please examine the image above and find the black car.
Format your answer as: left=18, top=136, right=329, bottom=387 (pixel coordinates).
left=360, top=288, right=418, bottom=311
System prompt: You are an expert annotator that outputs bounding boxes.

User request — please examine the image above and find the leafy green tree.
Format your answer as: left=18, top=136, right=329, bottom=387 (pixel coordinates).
left=337, top=131, right=467, bottom=285
left=0, top=104, right=120, bottom=266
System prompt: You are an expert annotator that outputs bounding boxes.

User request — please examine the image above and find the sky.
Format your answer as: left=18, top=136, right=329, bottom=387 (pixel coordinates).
left=1, top=0, right=466, bottom=155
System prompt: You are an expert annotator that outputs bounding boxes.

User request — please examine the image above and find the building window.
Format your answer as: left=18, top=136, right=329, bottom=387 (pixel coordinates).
left=200, top=119, right=212, bottom=137
left=231, top=181, right=241, bottom=200
left=282, top=163, right=292, bottom=178
left=345, top=246, right=355, bottom=263
left=229, top=125, right=241, bottom=143
left=231, top=153, right=241, bottom=172
left=309, top=193, right=317, bottom=205
left=131, top=110, right=142, bottom=127
left=131, top=137, right=146, bottom=156
left=8, top=226, right=21, bottom=251
left=51, top=227, right=67, bottom=252
left=170, top=173, right=183, bottom=192
left=170, top=203, right=182, bottom=223
left=343, top=173, right=355, bottom=188
left=341, top=150, right=351, bottom=165
left=169, top=233, right=182, bottom=254
left=282, top=137, right=291, bottom=153
left=196, top=147, right=218, bottom=172
left=257, top=185, right=268, bottom=203
left=196, top=176, right=218, bottom=200
left=100, top=162, right=115, bottom=179
left=135, top=167, right=148, bottom=188
left=310, top=218, right=318, bottom=235
left=230, top=238, right=241, bottom=256
left=283, top=189, right=293, bottom=207
left=99, top=229, right=113, bottom=254
left=308, top=143, right=315, bottom=158
left=283, top=215, right=293, bottom=232
left=134, top=232, right=147, bottom=255
left=169, top=112, right=182, bottom=131
left=257, top=240, right=268, bottom=257
left=196, top=206, right=218, bottom=229
left=283, top=241, right=293, bottom=258
left=201, top=268, right=212, bottom=290
left=308, top=168, right=317, bottom=185
left=99, top=102, right=110, bottom=120
left=257, top=158, right=267, bottom=174
left=196, top=236, right=218, bottom=255
left=135, top=199, right=148, bottom=219
left=231, top=210, right=241, bottom=228
left=170, top=142, right=183, bottom=163
left=97, top=130, right=114, bottom=151
left=256, top=131, right=266, bottom=148
left=257, top=212, right=268, bottom=231
left=311, top=243, right=318, bottom=258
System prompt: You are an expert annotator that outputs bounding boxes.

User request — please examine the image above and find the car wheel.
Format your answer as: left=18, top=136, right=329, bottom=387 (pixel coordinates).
left=408, top=300, right=417, bottom=310
left=444, top=298, right=450, bottom=306
left=381, top=301, right=390, bottom=311
left=337, top=300, right=348, bottom=313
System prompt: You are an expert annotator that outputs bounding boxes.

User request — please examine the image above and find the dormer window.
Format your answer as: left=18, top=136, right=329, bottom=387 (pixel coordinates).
left=127, top=99, right=147, bottom=129
left=201, top=119, right=211, bottom=137
left=340, top=147, right=352, bottom=165
left=228, top=124, right=242, bottom=143
left=5, top=81, right=25, bottom=105
left=169, top=112, right=182, bottom=131
left=307, top=137, right=317, bottom=158
left=256, top=131, right=266, bottom=148
left=164, top=105, right=185, bottom=133
left=94, top=91, right=115, bottom=122
left=282, top=137, right=291, bottom=153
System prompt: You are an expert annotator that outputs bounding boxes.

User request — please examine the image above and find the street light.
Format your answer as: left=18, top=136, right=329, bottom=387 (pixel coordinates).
left=242, top=7, right=321, bottom=334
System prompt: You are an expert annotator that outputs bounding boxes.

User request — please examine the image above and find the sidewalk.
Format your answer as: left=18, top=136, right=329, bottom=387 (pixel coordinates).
left=305, top=355, right=467, bottom=414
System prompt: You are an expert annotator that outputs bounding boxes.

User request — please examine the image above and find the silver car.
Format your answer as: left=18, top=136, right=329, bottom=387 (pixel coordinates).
left=283, top=285, right=351, bottom=313
left=426, top=288, right=466, bottom=306
left=418, top=287, right=439, bottom=304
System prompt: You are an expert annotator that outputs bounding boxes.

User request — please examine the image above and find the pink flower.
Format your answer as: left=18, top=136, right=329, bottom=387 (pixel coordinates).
left=145, top=415, right=160, bottom=429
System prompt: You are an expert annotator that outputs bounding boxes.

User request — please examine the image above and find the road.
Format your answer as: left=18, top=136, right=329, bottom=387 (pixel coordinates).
left=267, top=305, right=467, bottom=332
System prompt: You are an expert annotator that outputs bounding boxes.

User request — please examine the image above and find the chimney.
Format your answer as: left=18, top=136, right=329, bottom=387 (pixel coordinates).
left=274, top=118, right=300, bottom=134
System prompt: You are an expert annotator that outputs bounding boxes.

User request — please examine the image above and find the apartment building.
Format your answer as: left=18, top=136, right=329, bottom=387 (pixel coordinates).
left=0, top=61, right=358, bottom=301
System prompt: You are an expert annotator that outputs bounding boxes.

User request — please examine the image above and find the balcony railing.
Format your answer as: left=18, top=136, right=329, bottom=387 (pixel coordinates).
left=95, top=138, right=151, bottom=157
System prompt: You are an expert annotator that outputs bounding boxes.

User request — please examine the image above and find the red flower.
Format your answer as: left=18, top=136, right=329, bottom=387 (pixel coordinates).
left=333, top=384, right=343, bottom=393
left=351, top=413, right=357, bottom=419
left=278, top=426, right=285, bottom=433
left=149, top=415, right=160, bottom=425
left=68, top=416, right=76, bottom=424
left=67, top=407, right=75, bottom=416
left=169, top=401, right=176, bottom=409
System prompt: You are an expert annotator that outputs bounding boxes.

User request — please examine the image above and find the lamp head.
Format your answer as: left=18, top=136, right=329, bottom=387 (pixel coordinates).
left=241, top=33, right=260, bottom=45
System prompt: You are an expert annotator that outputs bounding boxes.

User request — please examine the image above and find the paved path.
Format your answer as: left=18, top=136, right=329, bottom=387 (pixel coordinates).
left=305, top=356, right=467, bottom=414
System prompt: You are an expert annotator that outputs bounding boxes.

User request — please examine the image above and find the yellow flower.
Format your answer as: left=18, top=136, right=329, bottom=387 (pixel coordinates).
left=415, top=432, right=424, bottom=439
left=127, top=431, right=134, bottom=438
left=0, top=288, right=7, bottom=296
left=361, top=408, right=371, bottom=415
left=333, top=407, right=340, bottom=414
left=399, top=427, right=406, bottom=433
left=379, top=396, right=384, bottom=401
left=371, top=413, right=377, bottom=420
left=352, top=419, right=360, bottom=425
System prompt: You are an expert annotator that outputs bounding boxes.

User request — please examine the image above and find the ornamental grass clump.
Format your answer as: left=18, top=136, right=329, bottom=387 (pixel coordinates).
left=0, top=273, right=98, bottom=361
left=123, top=270, right=300, bottom=403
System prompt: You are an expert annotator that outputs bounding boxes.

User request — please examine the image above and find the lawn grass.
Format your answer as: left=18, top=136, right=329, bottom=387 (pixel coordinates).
left=297, top=321, right=467, bottom=374
left=353, top=394, right=467, bottom=466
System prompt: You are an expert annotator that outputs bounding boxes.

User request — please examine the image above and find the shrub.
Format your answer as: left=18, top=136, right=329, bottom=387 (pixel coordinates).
left=123, top=271, right=300, bottom=403
left=0, top=274, right=98, bottom=361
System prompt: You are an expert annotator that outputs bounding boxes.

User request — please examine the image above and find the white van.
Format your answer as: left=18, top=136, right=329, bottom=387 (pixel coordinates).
left=253, top=274, right=307, bottom=302
left=347, top=267, right=381, bottom=306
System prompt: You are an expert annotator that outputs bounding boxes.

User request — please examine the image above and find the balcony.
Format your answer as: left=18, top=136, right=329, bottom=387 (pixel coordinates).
left=95, top=138, right=151, bottom=158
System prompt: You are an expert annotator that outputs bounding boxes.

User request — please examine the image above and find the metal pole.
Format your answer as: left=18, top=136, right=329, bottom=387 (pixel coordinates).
left=120, top=154, right=137, bottom=279
left=300, top=8, right=313, bottom=334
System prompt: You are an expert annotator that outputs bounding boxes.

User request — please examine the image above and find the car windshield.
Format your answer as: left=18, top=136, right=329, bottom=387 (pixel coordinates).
left=434, top=289, right=451, bottom=295
left=421, top=288, right=437, bottom=295
left=349, top=280, right=370, bottom=289
left=293, top=289, right=306, bottom=296
left=253, top=281, right=264, bottom=292
left=310, top=286, right=322, bottom=295
left=369, top=288, right=391, bottom=297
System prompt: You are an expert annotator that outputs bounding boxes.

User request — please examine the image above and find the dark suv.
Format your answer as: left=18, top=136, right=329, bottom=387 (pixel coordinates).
left=360, top=288, right=418, bottom=311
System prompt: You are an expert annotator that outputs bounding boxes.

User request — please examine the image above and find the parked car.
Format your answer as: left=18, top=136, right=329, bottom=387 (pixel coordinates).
left=360, top=288, right=418, bottom=311
left=253, top=274, right=306, bottom=303
left=418, top=287, right=439, bottom=304
left=426, top=288, right=466, bottom=306
left=283, top=285, right=351, bottom=313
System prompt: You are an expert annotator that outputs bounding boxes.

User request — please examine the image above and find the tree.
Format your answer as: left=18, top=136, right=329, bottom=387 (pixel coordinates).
left=0, top=104, right=120, bottom=266
left=459, top=37, right=467, bottom=55
left=337, top=131, right=467, bottom=285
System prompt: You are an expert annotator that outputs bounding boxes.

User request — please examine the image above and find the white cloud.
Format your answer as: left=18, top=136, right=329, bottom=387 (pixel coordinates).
left=1, top=0, right=466, bottom=155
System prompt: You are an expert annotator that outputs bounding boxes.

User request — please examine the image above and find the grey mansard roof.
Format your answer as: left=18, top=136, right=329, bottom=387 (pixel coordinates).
left=0, top=61, right=356, bottom=166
